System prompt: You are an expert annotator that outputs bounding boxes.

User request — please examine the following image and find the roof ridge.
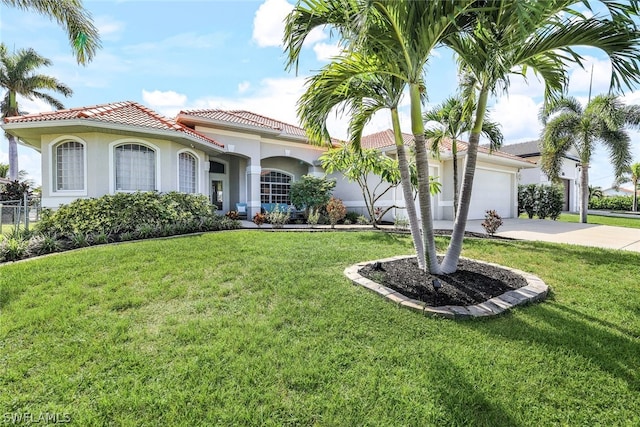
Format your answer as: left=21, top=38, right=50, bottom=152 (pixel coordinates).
left=230, top=110, right=304, bottom=132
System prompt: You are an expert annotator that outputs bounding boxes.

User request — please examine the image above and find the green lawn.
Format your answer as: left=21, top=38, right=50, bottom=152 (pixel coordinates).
left=557, top=212, right=640, bottom=229
left=1, top=231, right=639, bottom=426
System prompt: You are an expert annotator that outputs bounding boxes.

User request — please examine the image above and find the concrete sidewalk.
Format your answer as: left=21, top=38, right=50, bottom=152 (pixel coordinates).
left=436, top=218, right=640, bottom=253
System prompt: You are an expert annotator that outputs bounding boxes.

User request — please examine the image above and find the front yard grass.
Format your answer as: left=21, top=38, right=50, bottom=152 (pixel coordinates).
left=1, top=231, right=639, bottom=426
left=557, top=212, right=640, bottom=228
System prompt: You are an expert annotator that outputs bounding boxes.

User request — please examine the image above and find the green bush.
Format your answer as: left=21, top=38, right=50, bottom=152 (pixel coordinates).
left=589, top=195, right=633, bottom=211
left=36, top=192, right=229, bottom=238
left=518, top=184, right=563, bottom=220
left=290, top=175, right=336, bottom=213
left=518, top=184, right=537, bottom=218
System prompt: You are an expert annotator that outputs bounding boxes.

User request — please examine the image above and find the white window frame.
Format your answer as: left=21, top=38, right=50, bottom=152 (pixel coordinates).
left=48, top=136, right=87, bottom=196
left=177, top=148, right=200, bottom=194
left=260, top=169, right=293, bottom=205
left=109, top=139, right=161, bottom=193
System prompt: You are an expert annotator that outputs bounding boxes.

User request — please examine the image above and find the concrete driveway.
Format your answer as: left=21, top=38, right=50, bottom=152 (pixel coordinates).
left=437, top=218, right=640, bottom=252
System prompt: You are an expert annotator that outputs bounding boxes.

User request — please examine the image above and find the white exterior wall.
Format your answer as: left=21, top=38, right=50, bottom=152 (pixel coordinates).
left=39, top=132, right=208, bottom=208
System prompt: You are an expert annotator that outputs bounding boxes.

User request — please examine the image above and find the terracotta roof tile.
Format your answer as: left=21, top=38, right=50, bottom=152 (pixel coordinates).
left=4, top=101, right=224, bottom=148
left=179, top=109, right=307, bottom=138
left=362, top=129, right=533, bottom=164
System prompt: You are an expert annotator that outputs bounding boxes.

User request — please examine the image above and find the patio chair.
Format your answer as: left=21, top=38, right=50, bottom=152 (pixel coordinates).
left=235, top=203, right=248, bottom=220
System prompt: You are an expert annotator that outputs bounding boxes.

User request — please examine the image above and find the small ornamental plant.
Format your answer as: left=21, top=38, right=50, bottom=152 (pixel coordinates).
left=307, top=208, right=320, bottom=227
left=253, top=212, right=266, bottom=227
left=226, top=210, right=240, bottom=220
left=326, top=197, right=346, bottom=229
left=481, top=210, right=503, bottom=236
left=267, top=205, right=290, bottom=228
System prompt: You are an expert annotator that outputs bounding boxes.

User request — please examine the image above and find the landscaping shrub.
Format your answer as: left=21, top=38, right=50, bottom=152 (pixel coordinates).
left=307, top=208, right=320, bottom=227
left=518, top=184, right=537, bottom=218
left=266, top=205, right=290, bottom=228
left=518, top=184, right=563, bottom=220
left=589, top=195, right=633, bottom=211
left=345, top=211, right=360, bottom=224
left=481, top=210, right=503, bottom=236
left=290, top=175, right=336, bottom=214
left=36, top=192, right=231, bottom=238
left=326, top=197, right=346, bottom=228
left=253, top=212, right=267, bottom=227
left=0, top=236, right=28, bottom=262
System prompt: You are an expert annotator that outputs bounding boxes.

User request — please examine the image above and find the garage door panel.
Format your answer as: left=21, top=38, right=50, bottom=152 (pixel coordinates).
left=468, top=170, right=512, bottom=220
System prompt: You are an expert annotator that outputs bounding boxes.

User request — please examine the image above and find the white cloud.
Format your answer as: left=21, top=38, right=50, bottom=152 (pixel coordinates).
left=304, top=27, right=328, bottom=46
left=142, top=89, right=188, bottom=117
left=491, top=94, right=543, bottom=143
left=252, top=0, right=293, bottom=48
left=238, top=81, right=251, bottom=94
left=313, top=42, right=342, bottom=62
left=95, top=16, right=125, bottom=41
left=567, top=56, right=612, bottom=95
left=124, top=31, right=230, bottom=54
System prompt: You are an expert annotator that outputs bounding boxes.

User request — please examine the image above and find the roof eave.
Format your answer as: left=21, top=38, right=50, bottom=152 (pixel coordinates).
left=2, top=119, right=225, bottom=154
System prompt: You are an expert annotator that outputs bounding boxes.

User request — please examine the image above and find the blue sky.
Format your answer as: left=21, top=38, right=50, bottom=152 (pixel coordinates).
left=1, top=0, right=640, bottom=189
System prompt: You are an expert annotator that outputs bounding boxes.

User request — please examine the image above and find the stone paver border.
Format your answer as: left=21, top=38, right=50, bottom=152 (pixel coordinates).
left=344, top=255, right=549, bottom=319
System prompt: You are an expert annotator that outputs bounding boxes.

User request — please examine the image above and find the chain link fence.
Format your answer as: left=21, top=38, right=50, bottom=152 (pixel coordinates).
left=0, top=194, right=41, bottom=233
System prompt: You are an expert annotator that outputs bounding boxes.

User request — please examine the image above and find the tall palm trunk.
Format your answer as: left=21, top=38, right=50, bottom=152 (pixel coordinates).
left=452, top=148, right=459, bottom=217
left=441, top=88, right=489, bottom=273
left=579, top=162, right=589, bottom=223
left=392, top=108, right=425, bottom=269
left=410, top=84, right=440, bottom=274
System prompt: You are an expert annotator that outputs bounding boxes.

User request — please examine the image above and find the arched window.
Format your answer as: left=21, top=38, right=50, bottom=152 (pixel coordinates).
left=179, top=151, right=197, bottom=193
left=55, top=141, right=84, bottom=191
left=260, top=170, right=292, bottom=204
left=115, top=143, right=156, bottom=191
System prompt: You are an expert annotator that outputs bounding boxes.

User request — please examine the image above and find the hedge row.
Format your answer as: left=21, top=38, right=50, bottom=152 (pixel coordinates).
left=588, top=195, right=633, bottom=211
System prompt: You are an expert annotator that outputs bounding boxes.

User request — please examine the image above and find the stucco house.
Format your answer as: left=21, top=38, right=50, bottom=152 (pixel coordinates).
left=500, top=140, right=580, bottom=212
left=2, top=100, right=534, bottom=221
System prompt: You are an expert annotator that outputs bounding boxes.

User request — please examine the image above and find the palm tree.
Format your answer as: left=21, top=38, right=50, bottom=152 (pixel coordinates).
left=1, top=44, right=73, bottom=180
left=286, top=0, right=640, bottom=274
left=2, top=0, right=100, bottom=65
left=424, top=95, right=503, bottom=217
left=540, top=95, right=639, bottom=223
left=292, top=50, right=428, bottom=268
left=0, top=162, right=27, bottom=180
left=614, top=162, right=640, bottom=212
left=588, top=185, right=604, bottom=202
left=286, top=0, right=476, bottom=274
left=438, top=1, right=640, bottom=273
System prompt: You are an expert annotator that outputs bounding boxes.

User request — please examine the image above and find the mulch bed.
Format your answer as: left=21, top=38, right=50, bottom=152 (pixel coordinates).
left=359, top=231, right=526, bottom=307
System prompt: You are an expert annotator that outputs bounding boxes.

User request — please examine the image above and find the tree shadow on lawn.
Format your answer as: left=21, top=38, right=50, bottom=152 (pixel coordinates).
left=465, top=303, right=640, bottom=392
left=422, top=353, right=523, bottom=426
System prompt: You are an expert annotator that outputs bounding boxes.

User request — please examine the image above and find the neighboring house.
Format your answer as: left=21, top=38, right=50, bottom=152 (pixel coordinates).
left=500, top=140, right=580, bottom=212
left=361, top=130, right=535, bottom=220
left=2, top=100, right=533, bottom=221
left=602, top=186, right=637, bottom=197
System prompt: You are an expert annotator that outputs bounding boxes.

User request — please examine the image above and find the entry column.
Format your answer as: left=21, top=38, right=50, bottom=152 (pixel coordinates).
left=246, top=163, right=262, bottom=218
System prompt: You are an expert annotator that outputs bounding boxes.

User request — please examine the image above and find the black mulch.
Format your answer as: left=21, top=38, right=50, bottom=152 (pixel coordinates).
left=359, top=231, right=526, bottom=307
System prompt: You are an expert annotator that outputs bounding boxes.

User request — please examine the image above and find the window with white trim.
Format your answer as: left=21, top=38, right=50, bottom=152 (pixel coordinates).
left=179, top=152, right=197, bottom=193
left=55, top=141, right=84, bottom=191
left=260, top=170, right=292, bottom=204
left=115, top=143, right=156, bottom=191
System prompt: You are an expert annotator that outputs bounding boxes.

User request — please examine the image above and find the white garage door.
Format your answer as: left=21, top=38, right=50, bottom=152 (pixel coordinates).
left=468, top=169, right=513, bottom=220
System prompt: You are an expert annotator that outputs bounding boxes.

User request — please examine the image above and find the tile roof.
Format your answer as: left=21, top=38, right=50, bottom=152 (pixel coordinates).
left=498, top=140, right=541, bottom=156
left=178, top=109, right=307, bottom=138
left=360, top=129, right=414, bottom=149
left=361, top=129, right=533, bottom=164
left=3, top=101, right=224, bottom=148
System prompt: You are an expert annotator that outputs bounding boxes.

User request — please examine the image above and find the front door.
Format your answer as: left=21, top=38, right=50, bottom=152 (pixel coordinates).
left=212, top=180, right=223, bottom=211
